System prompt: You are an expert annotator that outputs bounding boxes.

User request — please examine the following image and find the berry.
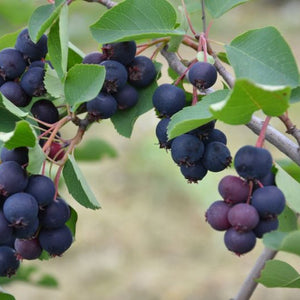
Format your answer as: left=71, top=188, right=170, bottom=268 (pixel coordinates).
left=201, top=142, right=232, bottom=172
left=234, top=145, right=273, bottom=180
left=155, top=117, right=173, bottom=149
left=25, top=175, right=56, bottom=207
left=48, top=142, right=65, bottom=161
left=87, top=92, right=118, bottom=119
left=39, top=197, right=70, bottom=229
left=253, top=218, right=279, bottom=238
left=14, top=238, right=42, bottom=260
left=0, top=161, right=28, bottom=196
left=3, top=193, right=39, bottom=228
left=39, top=225, right=73, bottom=256
left=227, top=203, right=259, bottom=232
left=0, top=211, right=13, bottom=245
left=30, top=99, right=59, bottom=124
left=114, top=84, right=139, bottom=110
left=20, top=66, right=46, bottom=97
left=0, top=147, right=29, bottom=166
left=15, top=28, right=48, bottom=62
left=202, top=129, right=227, bottom=145
left=127, top=56, right=157, bottom=88
left=180, top=163, right=208, bottom=183
left=0, top=48, right=26, bottom=80
left=171, top=134, right=205, bottom=166
left=0, top=246, right=20, bottom=277
left=14, top=218, right=39, bottom=239
left=251, top=186, right=285, bottom=219
left=258, top=170, right=276, bottom=187
left=82, top=52, right=105, bottom=64
left=102, top=41, right=136, bottom=66
left=188, top=61, right=217, bottom=89
left=152, top=84, right=186, bottom=117
left=224, top=228, right=256, bottom=255
left=100, top=60, right=128, bottom=93
left=0, top=76, right=5, bottom=87
left=0, top=81, right=31, bottom=107
left=218, top=175, right=249, bottom=204
left=29, top=60, right=45, bottom=69
left=189, top=121, right=216, bottom=137
left=205, top=201, right=231, bottom=231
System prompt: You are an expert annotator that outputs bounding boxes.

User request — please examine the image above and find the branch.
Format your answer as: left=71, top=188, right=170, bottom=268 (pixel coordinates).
left=234, top=248, right=277, bottom=300
left=83, top=0, right=116, bottom=8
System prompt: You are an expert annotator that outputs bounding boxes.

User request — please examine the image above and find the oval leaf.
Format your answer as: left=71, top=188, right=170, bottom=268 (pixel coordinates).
left=225, top=27, right=300, bottom=87
left=210, top=79, right=290, bottom=125
left=90, top=0, right=184, bottom=44
left=204, top=0, right=249, bottom=18
left=64, top=64, right=105, bottom=112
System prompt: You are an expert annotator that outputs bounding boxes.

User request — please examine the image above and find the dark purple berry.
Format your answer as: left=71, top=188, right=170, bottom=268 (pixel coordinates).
left=0, top=161, right=28, bottom=196
left=205, top=201, right=231, bottom=231
left=180, top=162, right=208, bottom=183
left=82, top=52, right=105, bottom=64
left=155, top=118, right=173, bottom=149
left=253, top=218, right=279, bottom=238
left=171, top=134, right=205, bottom=166
left=14, top=218, right=39, bottom=239
left=188, top=62, right=217, bottom=89
left=188, top=120, right=216, bottom=137
left=0, top=246, right=20, bottom=277
left=114, top=84, right=139, bottom=110
left=0, top=48, right=26, bottom=80
left=3, top=193, right=38, bottom=228
left=20, top=67, right=46, bottom=97
left=14, top=238, right=42, bottom=260
left=29, top=60, right=45, bottom=69
left=1, top=147, right=28, bottom=166
left=234, top=145, right=273, bottom=180
left=30, top=99, right=59, bottom=124
left=15, top=28, right=48, bottom=62
left=201, top=142, right=232, bottom=172
left=102, top=41, right=136, bottom=66
left=39, top=225, right=73, bottom=256
left=0, top=76, right=5, bottom=87
left=0, top=81, right=31, bottom=107
left=228, top=203, right=259, bottom=232
left=251, top=186, right=285, bottom=219
left=202, top=129, right=227, bottom=145
left=224, top=228, right=256, bottom=255
left=152, top=84, right=186, bottom=117
left=0, top=211, right=14, bottom=245
left=39, top=197, right=70, bottom=229
left=25, top=175, right=55, bottom=207
left=87, top=92, right=118, bottom=119
left=100, top=60, right=128, bottom=93
left=258, top=170, right=276, bottom=187
left=127, top=56, right=157, bottom=88
left=218, top=175, right=249, bottom=204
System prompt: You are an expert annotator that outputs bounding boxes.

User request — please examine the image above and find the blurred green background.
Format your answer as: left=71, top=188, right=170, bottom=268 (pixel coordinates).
left=1, top=0, right=300, bottom=299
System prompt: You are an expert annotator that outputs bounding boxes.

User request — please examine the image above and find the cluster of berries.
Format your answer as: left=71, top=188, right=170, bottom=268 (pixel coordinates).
left=82, top=41, right=157, bottom=120
left=0, top=28, right=48, bottom=107
left=206, top=145, right=285, bottom=255
left=0, top=147, right=72, bottom=277
left=153, top=62, right=231, bottom=182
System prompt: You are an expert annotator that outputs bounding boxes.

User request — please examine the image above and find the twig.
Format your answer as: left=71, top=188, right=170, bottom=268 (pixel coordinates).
left=83, top=0, right=116, bottom=8
left=278, top=113, right=300, bottom=146
left=201, top=0, right=207, bottom=36
left=234, top=248, right=277, bottom=300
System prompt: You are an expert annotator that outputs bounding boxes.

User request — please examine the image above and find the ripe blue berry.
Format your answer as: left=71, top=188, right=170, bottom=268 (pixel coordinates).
left=30, top=99, right=59, bottom=124
left=188, top=62, right=217, bottom=89
left=152, top=84, right=186, bottom=117
left=0, top=211, right=13, bottom=245
left=14, top=238, right=42, bottom=260
left=155, top=118, right=173, bottom=149
left=202, top=129, right=227, bottom=145
left=0, top=147, right=29, bottom=166
left=114, top=84, right=139, bottom=110
left=0, top=246, right=20, bottom=277
left=253, top=218, right=279, bottom=238
left=20, top=66, right=46, bottom=97
left=180, top=162, right=208, bottom=183
left=82, top=52, right=105, bottom=64
left=0, top=81, right=31, bottom=107
left=14, top=218, right=39, bottom=239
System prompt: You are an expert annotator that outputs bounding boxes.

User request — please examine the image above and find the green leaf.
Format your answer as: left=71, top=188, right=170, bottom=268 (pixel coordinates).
left=110, top=62, right=161, bottom=138
left=27, top=142, right=45, bottom=174
left=257, top=260, right=300, bottom=288
left=90, top=0, right=184, bottom=44
left=0, top=120, right=36, bottom=149
left=64, top=64, right=105, bottom=112
left=0, top=29, right=22, bottom=51
left=278, top=206, right=298, bottom=232
left=275, top=163, right=300, bottom=213
left=210, top=79, right=290, bottom=125
left=74, top=139, right=117, bottom=161
left=217, top=52, right=230, bottom=65
left=28, top=1, right=65, bottom=43
left=67, top=42, right=85, bottom=70
left=276, top=159, right=300, bottom=182
left=290, top=86, right=300, bottom=104
left=0, top=292, right=15, bottom=300
left=48, top=4, right=69, bottom=80
left=0, top=107, right=21, bottom=133
left=0, top=94, right=28, bottom=118
left=62, top=155, right=101, bottom=209
left=204, top=0, right=249, bottom=18
left=226, top=27, right=299, bottom=87
left=65, top=205, right=77, bottom=237
left=36, top=274, right=59, bottom=288
left=44, top=66, right=64, bottom=99
left=168, top=90, right=229, bottom=139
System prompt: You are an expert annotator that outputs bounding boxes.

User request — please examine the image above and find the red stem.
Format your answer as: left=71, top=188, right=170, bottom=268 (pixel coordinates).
left=255, top=116, right=271, bottom=148
left=181, top=0, right=197, bottom=37
left=246, top=180, right=254, bottom=204
left=192, top=86, right=198, bottom=105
